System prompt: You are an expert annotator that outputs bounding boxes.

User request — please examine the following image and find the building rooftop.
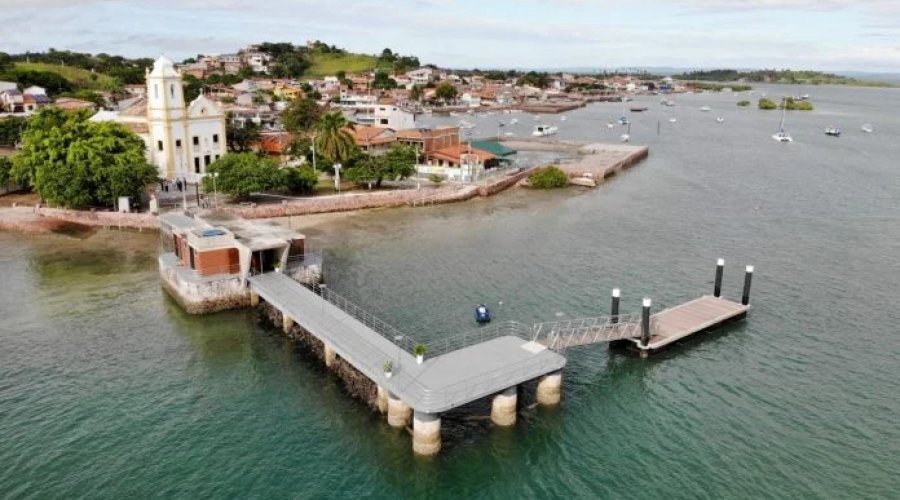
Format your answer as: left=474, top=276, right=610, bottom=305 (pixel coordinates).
left=201, top=213, right=303, bottom=251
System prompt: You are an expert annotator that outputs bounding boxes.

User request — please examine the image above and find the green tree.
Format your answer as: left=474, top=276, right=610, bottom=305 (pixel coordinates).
left=283, top=96, right=322, bottom=134
left=282, top=165, right=319, bottom=195
left=182, top=74, right=203, bottom=102
left=226, top=116, right=261, bottom=153
left=372, top=71, right=397, bottom=90
left=0, top=52, right=12, bottom=73
left=528, top=165, right=569, bottom=189
left=434, top=82, right=458, bottom=102
left=314, top=111, right=357, bottom=164
left=0, top=156, right=11, bottom=187
left=201, top=153, right=283, bottom=200
left=0, top=116, right=28, bottom=146
left=737, top=100, right=751, bottom=107
left=57, top=89, right=106, bottom=108
left=11, top=107, right=157, bottom=208
left=409, top=84, right=423, bottom=102
left=344, top=143, right=416, bottom=188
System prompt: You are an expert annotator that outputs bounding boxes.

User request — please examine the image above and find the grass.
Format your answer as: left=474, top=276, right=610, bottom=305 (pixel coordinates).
left=304, top=53, right=378, bottom=78
left=13, top=62, right=117, bottom=90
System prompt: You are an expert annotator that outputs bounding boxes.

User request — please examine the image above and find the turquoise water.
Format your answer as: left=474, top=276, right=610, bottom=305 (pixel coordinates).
left=2, top=84, right=900, bottom=498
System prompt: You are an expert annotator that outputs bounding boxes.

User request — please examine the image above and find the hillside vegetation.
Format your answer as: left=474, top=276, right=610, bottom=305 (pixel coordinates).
left=13, top=62, right=118, bottom=90
left=676, top=68, right=896, bottom=88
left=304, top=53, right=379, bottom=78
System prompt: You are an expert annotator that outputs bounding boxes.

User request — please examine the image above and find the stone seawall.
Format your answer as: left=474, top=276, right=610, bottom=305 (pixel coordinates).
left=258, top=301, right=380, bottom=411
left=36, top=207, right=159, bottom=230
left=477, top=168, right=538, bottom=196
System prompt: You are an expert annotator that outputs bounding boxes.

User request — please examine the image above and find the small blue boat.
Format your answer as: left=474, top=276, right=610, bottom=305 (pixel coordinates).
left=475, top=304, right=491, bottom=323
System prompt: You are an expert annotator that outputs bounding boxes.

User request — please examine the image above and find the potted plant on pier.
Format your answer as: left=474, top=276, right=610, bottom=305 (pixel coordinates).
left=414, top=344, right=427, bottom=364
left=383, top=361, right=394, bottom=379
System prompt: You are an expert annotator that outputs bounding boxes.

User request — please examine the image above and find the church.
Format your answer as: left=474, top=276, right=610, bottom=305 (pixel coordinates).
left=91, top=56, right=227, bottom=181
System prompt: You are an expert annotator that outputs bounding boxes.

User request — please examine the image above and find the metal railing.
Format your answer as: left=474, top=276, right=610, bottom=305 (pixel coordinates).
left=306, top=282, right=421, bottom=354
left=532, top=313, right=646, bottom=352
left=427, top=321, right=535, bottom=357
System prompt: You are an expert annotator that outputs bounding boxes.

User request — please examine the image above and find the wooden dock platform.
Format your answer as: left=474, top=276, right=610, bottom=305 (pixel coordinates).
left=623, top=295, right=749, bottom=354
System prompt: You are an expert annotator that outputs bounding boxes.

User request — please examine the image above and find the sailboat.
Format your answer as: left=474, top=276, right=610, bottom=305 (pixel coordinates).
left=772, top=98, right=793, bottom=142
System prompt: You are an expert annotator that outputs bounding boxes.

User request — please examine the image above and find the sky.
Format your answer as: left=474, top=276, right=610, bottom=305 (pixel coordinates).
left=2, top=0, right=900, bottom=72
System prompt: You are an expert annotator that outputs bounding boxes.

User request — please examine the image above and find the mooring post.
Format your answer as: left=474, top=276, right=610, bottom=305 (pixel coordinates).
left=714, top=258, right=725, bottom=298
left=742, top=265, right=754, bottom=306
left=611, top=288, right=620, bottom=323
left=412, top=411, right=441, bottom=456
left=641, top=298, right=652, bottom=348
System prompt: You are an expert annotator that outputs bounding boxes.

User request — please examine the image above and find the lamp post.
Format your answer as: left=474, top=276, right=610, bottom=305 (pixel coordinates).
left=310, top=142, right=317, bottom=172
left=334, top=163, right=342, bottom=193
left=211, top=172, right=219, bottom=210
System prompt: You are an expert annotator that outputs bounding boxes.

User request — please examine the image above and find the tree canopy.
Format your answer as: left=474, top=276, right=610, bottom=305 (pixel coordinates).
left=434, top=82, right=458, bottom=102
left=201, top=153, right=283, bottom=200
left=225, top=116, right=261, bottom=153
left=0, top=116, right=28, bottom=146
left=283, top=96, right=322, bottom=134
left=344, top=143, right=416, bottom=188
left=11, top=107, right=157, bottom=208
left=314, top=112, right=357, bottom=164
left=372, top=71, right=398, bottom=90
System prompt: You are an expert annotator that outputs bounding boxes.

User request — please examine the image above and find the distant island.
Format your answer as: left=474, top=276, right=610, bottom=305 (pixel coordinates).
left=675, top=69, right=896, bottom=88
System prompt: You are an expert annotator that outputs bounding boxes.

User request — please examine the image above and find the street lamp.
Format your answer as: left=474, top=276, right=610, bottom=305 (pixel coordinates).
left=310, top=142, right=317, bottom=172
left=211, top=172, right=219, bottom=209
left=333, top=163, right=342, bottom=193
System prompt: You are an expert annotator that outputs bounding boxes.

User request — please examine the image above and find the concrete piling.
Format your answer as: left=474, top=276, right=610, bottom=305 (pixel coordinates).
left=376, top=385, right=388, bottom=414
left=282, top=313, right=294, bottom=334
left=491, top=386, right=518, bottom=426
left=742, top=265, right=754, bottom=306
left=387, top=393, right=412, bottom=428
left=324, top=343, right=337, bottom=368
left=536, top=371, right=562, bottom=406
left=250, top=290, right=259, bottom=307
left=412, top=411, right=441, bottom=455
left=611, top=288, right=620, bottom=323
left=714, top=258, right=725, bottom=298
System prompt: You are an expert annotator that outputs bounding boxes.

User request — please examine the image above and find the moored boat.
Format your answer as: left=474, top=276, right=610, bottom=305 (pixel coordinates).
left=532, top=124, right=558, bottom=137
left=825, top=126, right=841, bottom=137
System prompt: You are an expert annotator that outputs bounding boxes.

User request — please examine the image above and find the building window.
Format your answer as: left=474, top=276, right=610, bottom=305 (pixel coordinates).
left=192, top=136, right=199, bottom=146
left=380, top=119, right=388, bottom=125
left=170, top=84, right=175, bottom=99
left=194, top=157, right=200, bottom=172
left=213, top=134, right=219, bottom=143
left=154, top=84, right=158, bottom=99
left=157, top=141, right=163, bottom=151
left=175, top=139, right=182, bottom=148
left=204, top=155, right=211, bottom=166
left=215, top=155, right=220, bottom=161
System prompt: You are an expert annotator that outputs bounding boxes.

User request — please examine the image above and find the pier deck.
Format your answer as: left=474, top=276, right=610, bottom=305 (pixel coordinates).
left=248, top=273, right=565, bottom=414
left=629, top=295, right=748, bottom=352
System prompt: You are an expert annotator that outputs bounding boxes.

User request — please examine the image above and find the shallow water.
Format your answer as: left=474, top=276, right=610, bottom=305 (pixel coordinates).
left=2, top=84, right=899, bottom=498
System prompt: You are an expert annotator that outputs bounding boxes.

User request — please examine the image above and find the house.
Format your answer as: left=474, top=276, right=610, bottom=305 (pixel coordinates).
left=395, top=127, right=459, bottom=156
left=347, top=104, right=415, bottom=130
left=22, top=93, right=51, bottom=113
left=273, top=82, right=302, bottom=100
left=0, top=89, right=24, bottom=113
left=348, top=126, right=397, bottom=154
left=406, top=68, right=434, bottom=86
left=418, top=143, right=497, bottom=182
left=256, top=131, right=295, bottom=162
left=23, top=86, right=46, bottom=96
left=243, top=51, right=271, bottom=74
left=158, top=212, right=322, bottom=314
left=89, top=56, right=227, bottom=181
left=0, top=81, right=16, bottom=93
left=53, top=97, right=98, bottom=111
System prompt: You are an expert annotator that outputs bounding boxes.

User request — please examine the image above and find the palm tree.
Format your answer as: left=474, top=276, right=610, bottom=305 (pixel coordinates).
left=315, top=112, right=357, bottom=164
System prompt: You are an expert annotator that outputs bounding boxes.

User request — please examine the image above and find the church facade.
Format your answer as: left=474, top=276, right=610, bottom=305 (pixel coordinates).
left=92, top=56, right=227, bottom=181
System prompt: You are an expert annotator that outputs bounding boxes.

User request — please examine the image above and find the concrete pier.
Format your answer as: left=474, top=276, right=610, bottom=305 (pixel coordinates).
left=250, top=290, right=260, bottom=307
left=282, top=314, right=294, bottom=334
left=376, top=385, right=389, bottom=414
left=491, top=386, right=518, bottom=426
left=412, top=411, right=441, bottom=456
left=536, top=371, right=562, bottom=406
left=324, top=343, right=337, bottom=368
left=387, top=393, right=412, bottom=428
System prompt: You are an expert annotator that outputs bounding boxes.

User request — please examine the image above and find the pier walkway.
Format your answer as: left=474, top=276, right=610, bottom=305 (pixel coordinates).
left=248, top=272, right=566, bottom=414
